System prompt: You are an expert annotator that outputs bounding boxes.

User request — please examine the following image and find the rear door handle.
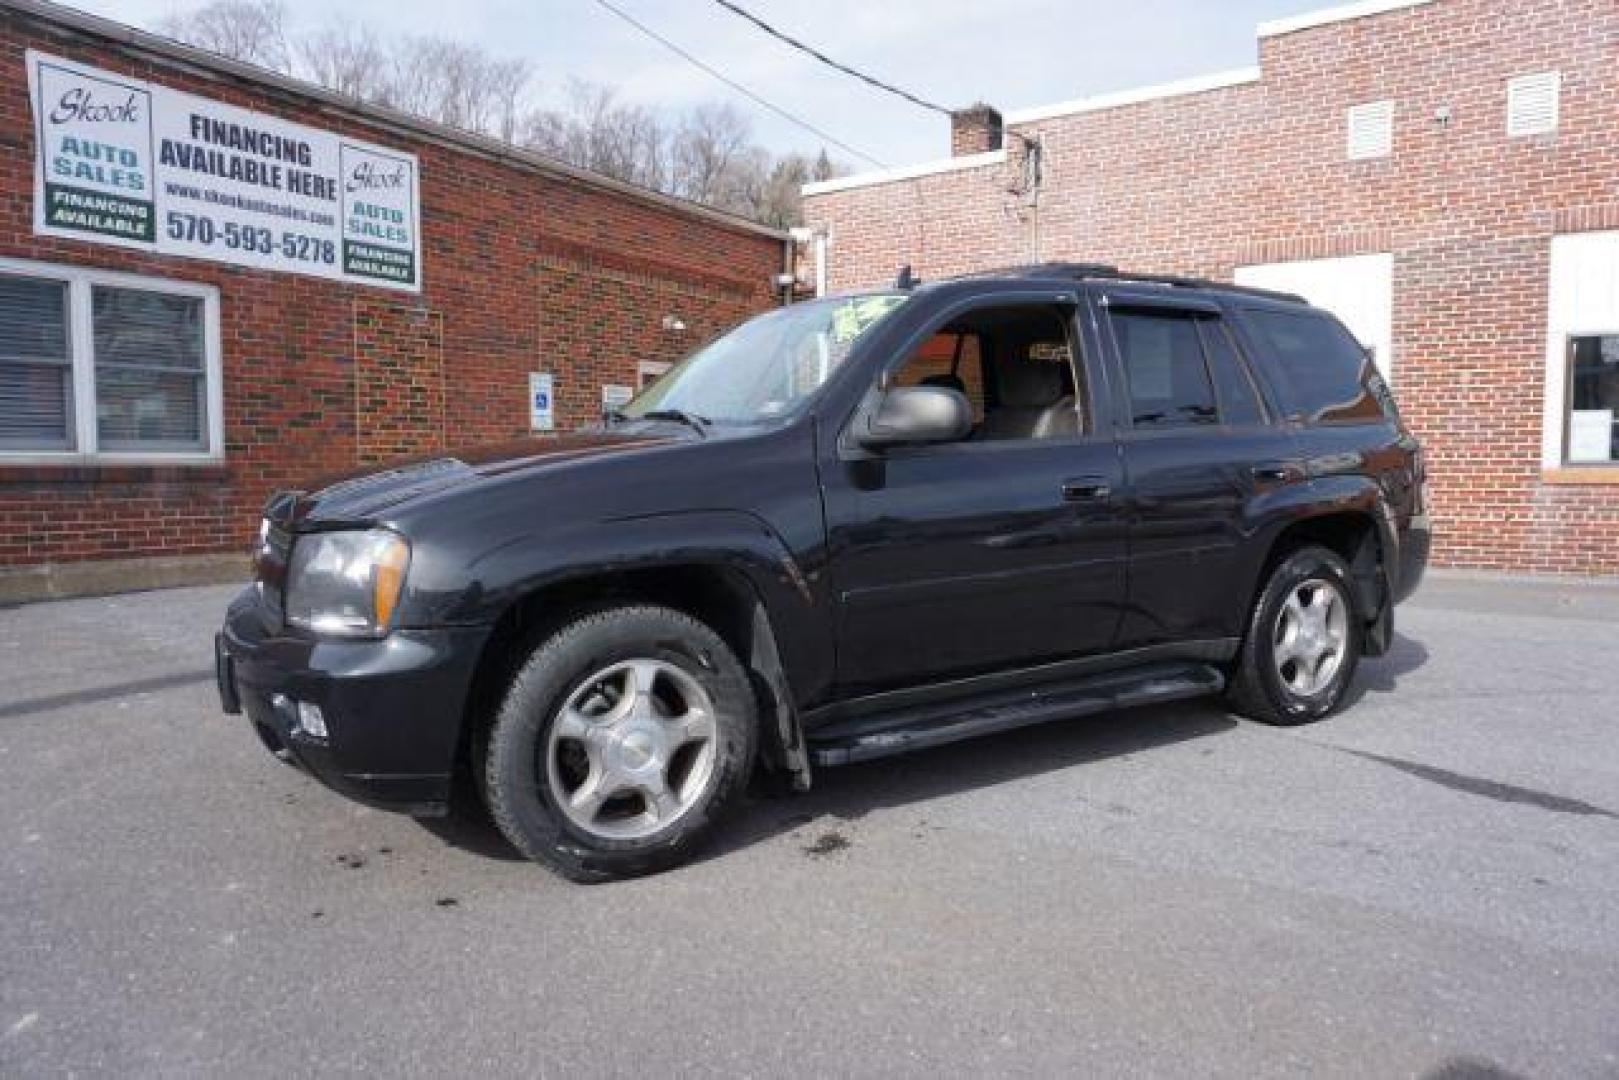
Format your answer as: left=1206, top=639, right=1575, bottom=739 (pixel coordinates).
left=1250, top=462, right=1298, bottom=484
left=1061, top=477, right=1112, bottom=502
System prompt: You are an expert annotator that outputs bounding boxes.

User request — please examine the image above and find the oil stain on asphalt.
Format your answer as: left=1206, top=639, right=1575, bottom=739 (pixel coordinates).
left=803, top=831, right=851, bottom=857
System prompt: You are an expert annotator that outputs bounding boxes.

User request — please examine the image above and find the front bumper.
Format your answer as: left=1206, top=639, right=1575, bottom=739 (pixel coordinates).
left=216, top=588, right=490, bottom=815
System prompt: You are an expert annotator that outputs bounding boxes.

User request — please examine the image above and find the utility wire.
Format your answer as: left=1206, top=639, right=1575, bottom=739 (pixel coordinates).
left=710, top=0, right=951, bottom=117
left=586, top=0, right=889, bottom=168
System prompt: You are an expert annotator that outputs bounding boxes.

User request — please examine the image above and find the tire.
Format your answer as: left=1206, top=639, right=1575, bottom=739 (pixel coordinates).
left=484, top=605, right=757, bottom=882
left=1227, top=545, right=1361, bottom=726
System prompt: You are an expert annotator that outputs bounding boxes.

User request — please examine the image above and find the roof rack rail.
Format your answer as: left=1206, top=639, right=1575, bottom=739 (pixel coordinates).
left=962, top=261, right=1308, bottom=305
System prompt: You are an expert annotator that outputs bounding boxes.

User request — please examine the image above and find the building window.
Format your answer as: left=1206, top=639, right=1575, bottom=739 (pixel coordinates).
left=0, top=260, right=221, bottom=461
left=636, top=360, right=671, bottom=390
left=1507, top=72, right=1560, bottom=137
left=1565, top=334, right=1619, bottom=465
left=1346, top=100, right=1394, bottom=160
left=0, top=275, right=72, bottom=451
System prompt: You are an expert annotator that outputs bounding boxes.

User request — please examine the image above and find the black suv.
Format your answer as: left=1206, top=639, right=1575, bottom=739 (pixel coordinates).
left=217, top=263, right=1430, bottom=880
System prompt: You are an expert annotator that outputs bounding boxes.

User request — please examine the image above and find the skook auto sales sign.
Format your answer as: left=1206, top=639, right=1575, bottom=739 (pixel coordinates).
left=27, top=50, right=422, bottom=291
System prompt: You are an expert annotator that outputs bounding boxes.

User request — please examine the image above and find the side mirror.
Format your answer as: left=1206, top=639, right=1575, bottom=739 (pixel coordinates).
left=859, top=385, right=972, bottom=450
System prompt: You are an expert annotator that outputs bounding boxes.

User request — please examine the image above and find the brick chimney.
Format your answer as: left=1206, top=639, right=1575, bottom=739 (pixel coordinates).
left=950, top=104, right=1003, bottom=157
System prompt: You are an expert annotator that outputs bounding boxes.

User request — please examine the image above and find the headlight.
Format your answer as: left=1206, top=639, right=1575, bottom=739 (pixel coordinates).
left=285, top=529, right=410, bottom=637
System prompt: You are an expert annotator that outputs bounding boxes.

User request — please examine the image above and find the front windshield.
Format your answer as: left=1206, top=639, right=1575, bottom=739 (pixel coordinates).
left=622, top=293, right=909, bottom=425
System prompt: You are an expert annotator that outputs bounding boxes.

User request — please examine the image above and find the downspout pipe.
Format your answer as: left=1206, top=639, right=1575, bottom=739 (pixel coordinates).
left=789, top=225, right=829, bottom=298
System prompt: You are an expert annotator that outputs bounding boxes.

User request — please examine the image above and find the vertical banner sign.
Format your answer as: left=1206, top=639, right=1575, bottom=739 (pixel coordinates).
left=27, top=50, right=422, bottom=292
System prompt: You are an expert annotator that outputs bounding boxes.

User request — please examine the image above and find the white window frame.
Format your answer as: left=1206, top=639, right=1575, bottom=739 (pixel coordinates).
left=0, top=256, right=223, bottom=465
left=1542, top=232, right=1619, bottom=474
left=636, top=360, right=671, bottom=389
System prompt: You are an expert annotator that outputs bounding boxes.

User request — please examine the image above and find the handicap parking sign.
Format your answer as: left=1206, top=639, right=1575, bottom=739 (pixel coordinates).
left=529, top=372, right=554, bottom=431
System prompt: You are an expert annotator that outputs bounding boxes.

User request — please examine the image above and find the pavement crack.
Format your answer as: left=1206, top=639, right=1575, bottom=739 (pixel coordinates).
left=1338, top=748, right=1617, bottom=819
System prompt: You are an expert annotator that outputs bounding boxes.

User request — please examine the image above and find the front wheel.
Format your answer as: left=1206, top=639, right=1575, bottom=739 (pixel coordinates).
left=1228, top=545, right=1361, bottom=726
left=484, top=605, right=757, bottom=881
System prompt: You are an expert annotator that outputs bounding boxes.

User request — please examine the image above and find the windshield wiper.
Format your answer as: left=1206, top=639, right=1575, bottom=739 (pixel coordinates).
left=638, top=409, right=711, bottom=437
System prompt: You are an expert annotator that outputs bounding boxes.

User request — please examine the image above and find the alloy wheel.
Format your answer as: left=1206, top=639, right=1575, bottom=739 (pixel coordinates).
left=544, top=658, right=719, bottom=841
left=1272, top=578, right=1350, bottom=698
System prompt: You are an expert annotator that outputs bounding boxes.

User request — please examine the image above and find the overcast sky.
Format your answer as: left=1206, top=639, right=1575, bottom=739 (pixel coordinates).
left=66, top=0, right=1336, bottom=168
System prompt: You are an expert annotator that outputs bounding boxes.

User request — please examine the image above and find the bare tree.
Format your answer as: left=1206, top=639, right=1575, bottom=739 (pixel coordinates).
left=159, top=0, right=292, bottom=73
left=520, top=80, right=668, bottom=190
left=671, top=104, right=753, bottom=207
left=158, top=0, right=845, bottom=224
left=811, top=148, right=837, bottom=184
left=751, top=153, right=812, bottom=229
left=296, top=21, right=388, bottom=100
left=380, top=37, right=530, bottom=139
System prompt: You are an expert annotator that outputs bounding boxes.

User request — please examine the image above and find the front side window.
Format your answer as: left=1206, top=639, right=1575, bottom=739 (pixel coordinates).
left=0, top=263, right=219, bottom=459
left=886, top=304, right=1085, bottom=443
left=890, top=331, right=986, bottom=425
left=625, top=293, right=908, bottom=426
left=1244, top=309, right=1382, bottom=424
left=1566, top=334, right=1619, bottom=464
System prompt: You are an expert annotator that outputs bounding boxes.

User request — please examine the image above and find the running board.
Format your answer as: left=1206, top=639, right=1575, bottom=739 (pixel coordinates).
left=807, top=663, right=1226, bottom=766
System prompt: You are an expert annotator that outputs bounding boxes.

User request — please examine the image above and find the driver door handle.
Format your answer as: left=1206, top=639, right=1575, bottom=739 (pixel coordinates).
left=1061, top=477, right=1112, bottom=502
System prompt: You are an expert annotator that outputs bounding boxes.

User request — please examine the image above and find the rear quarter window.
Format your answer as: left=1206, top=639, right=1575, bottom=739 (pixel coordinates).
left=1242, top=309, right=1384, bottom=424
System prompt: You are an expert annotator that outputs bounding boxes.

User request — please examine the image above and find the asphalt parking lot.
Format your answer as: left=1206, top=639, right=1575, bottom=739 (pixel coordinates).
left=2, top=575, right=1617, bottom=1077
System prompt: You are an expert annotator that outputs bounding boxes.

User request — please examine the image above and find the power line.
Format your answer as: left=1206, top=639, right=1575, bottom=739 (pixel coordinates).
left=585, top=0, right=888, bottom=169
left=711, top=0, right=951, bottom=117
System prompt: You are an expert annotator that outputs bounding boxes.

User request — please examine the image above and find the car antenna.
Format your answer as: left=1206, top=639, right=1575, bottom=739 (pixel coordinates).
left=895, top=264, right=919, bottom=290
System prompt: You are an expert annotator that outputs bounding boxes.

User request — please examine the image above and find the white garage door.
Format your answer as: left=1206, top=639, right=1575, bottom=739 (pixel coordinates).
left=1235, top=253, right=1394, bottom=380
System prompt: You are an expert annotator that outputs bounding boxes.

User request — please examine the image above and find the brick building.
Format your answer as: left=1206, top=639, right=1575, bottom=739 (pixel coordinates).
left=0, top=0, right=787, bottom=599
left=802, top=0, right=1619, bottom=575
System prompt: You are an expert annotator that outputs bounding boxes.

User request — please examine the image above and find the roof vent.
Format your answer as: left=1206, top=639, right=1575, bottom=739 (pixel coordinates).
left=1346, top=100, right=1394, bottom=160
left=1507, top=71, right=1560, bottom=136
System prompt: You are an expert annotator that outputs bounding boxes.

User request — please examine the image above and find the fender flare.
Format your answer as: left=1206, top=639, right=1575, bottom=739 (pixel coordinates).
left=1248, top=476, right=1399, bottom=657
left=426, top=508, right=820, bottom=790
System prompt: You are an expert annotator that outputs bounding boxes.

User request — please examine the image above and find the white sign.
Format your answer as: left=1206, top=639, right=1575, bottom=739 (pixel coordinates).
left=601, top=384, right=633, bottom=414
left=1569, top=409, right=1614, bottom=463
left=529, top=373, right=555, bottom=432
left=27, top=50, right=421, bottom=291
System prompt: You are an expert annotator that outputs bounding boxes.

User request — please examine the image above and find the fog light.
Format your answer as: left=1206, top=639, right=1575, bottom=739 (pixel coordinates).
left=295, top=701, right=329, bottom=740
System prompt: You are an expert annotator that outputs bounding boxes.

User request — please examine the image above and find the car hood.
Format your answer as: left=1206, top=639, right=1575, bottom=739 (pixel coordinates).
left=266, top=429, right=682, bottom=528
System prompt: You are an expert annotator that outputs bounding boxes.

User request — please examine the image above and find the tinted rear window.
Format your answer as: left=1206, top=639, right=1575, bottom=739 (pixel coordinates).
left=1111, top=311, right=1218, bottom=427
left=1244, top=309, right=1383, bottom=424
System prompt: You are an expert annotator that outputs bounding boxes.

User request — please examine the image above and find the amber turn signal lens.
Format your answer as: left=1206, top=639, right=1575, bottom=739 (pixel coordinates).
left=371, top=536, right=411, bottom=629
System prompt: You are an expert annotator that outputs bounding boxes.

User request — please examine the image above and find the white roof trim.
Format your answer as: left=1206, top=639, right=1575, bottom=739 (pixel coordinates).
left=802, top=149, right=1006, bottom=197
left=1257, top=0, right=1435, bottom=38
left=1002, top=67, right=1261, bottom=126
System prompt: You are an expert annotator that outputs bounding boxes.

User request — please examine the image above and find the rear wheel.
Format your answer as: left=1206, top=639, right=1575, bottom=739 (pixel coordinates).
left=1228, top=545, right=1361, bottom=726
left=484, top=605, right=757, bottom=881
